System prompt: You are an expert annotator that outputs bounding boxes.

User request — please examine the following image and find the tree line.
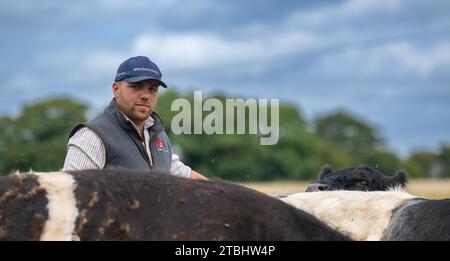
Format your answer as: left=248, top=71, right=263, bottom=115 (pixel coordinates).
left=0, top=91, right=449, bottom=181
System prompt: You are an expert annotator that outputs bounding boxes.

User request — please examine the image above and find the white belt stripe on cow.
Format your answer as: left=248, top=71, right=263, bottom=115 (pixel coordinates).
left=34, top=172, right=79, bottom=241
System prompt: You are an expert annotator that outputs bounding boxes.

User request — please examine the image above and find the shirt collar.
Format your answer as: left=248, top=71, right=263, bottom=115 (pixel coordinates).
left=144, top=116, right=155, bottom=129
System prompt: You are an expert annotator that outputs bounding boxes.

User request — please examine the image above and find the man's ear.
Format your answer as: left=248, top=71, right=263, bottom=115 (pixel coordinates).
left=112, top=82, right=120, bottom=97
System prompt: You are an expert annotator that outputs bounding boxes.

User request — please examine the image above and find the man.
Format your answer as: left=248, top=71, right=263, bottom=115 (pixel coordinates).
left=63, top=56, right=207, bottom=180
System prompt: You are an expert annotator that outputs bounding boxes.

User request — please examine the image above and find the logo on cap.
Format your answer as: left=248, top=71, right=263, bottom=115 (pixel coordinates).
left=133, top=67, right=160, bottom=75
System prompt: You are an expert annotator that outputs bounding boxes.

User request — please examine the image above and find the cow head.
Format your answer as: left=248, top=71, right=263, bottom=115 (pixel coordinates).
left=306, top=165, right=408, bottom=192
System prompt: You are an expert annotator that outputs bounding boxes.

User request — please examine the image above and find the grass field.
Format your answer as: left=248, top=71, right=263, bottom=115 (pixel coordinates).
left=240, top=179, right=450, bottom=199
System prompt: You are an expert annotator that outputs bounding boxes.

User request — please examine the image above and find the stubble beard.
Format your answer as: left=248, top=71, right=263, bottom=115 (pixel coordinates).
left=128, top=104, right=152, bottom=122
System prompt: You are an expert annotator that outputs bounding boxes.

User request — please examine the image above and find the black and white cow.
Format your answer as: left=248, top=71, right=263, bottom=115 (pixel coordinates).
left=280, top=190, right=450, bottom=241
left=277, top=165, right=449, bottom=241
left=0, top=169, right=350, bottom=241
left=281, top=165, right=448, bottom=240
left=306, top=165, right=408, bottom=192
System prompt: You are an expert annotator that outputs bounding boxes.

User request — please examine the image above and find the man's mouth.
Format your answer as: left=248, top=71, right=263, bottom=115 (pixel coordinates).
left=136, top=104, right=151, bottom=109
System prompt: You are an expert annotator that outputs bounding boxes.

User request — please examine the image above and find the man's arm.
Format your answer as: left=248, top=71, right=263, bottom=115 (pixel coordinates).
left=190, top=170, right=208, bottom=180
left=63, top=127, right=106, bottom=171
left=170, top=153, right=208, bottom=180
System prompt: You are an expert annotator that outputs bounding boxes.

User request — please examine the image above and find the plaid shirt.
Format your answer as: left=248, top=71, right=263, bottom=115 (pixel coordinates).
left=63, top=116, right=191, bottom=178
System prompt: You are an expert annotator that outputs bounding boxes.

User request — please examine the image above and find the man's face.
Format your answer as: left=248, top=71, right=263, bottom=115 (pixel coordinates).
left=113, top=80, right=159, bottom=123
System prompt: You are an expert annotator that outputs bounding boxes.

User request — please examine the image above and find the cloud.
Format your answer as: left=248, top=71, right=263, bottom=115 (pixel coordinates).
left=287, top=0, right=404, bottom=27
left=95, top=0, right=157, bottom=11
left=23, top=0, right=449, bottom=85
left=43, top=28, right=450, bottom=92
left=82, top=51, right=127, bottom=79
left=317, top=41, right=450, bottom=78
left=386, top=42, right=450, bottom=76
left=132, top=31, right=315, bottom=71
left=3, top=75, right=41, bottom=97
left=339, top=0, right=403, bottom=15
left=0, top=0, right=213, bottom=21
left=0, top=1, right=91, bottom=19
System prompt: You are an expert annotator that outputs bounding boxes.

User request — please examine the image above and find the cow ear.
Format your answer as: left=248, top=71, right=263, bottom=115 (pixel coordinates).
left=319, top=164, right=334, bottom=179
left=391, top=170, right=408, bottom=188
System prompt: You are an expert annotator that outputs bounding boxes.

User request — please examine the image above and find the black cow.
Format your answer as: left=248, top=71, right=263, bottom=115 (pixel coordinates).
left=306, top=164, right=408, bottom=192
left=383, top=198, right=450, bottom=240
left=0, top=169, right=350, bottom=241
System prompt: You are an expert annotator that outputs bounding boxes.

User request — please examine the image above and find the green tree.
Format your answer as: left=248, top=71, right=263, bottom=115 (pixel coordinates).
left=0, top=93, right=444, bottom=181
left=437, top=144, right=450, bottom=178
left=404, top=151, right=438, bottom=178
left=158, top=90, right=305, bottom=180
left=314, top=111, right=384, bottom=154
left=157, top=90, right=354, bottom=181
left=360, top=149, right=402, bottom=175
left=0, top=98, right=87, bottom=174
left=313, top=111, right=405, bottom=175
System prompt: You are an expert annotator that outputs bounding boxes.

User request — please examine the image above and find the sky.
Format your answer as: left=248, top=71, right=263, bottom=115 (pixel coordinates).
left=0, top=0, right=449, bottom=157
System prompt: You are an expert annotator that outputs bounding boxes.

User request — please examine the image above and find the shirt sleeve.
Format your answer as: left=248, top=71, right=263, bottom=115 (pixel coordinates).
left=62, top=127, right=106, bottom=171
left=170, top=153, right=192, bottom=178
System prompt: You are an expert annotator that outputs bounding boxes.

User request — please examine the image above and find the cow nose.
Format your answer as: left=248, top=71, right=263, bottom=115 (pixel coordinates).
left=306, top=183, right=328, bottom=192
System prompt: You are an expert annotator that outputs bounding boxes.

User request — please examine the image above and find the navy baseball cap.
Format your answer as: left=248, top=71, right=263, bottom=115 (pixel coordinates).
left=114, top=56, right=167, bottom=88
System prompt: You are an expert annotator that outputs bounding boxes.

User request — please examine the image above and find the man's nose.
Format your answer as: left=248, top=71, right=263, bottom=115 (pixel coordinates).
left=139, top=88, right=153, bottom=99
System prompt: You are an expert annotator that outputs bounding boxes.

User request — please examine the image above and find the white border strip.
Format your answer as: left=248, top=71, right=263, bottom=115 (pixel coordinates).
left=34, top=172, right=79, bottom=241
